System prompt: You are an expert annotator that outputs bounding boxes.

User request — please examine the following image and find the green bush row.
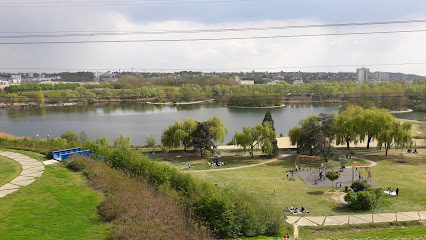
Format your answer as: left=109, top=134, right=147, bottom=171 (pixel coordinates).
left=100, top=147, right=283, bottom=238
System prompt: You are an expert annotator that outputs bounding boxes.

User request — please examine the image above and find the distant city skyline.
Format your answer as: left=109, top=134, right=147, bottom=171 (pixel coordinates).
left=1, top=0, right=426, bottom=75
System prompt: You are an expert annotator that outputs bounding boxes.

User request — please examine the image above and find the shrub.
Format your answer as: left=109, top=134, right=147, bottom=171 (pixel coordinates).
left=202, top=149, right=211, bottom=157
left=60, top=131, right=79, bottom=143
left=161, top=145, right=169, bottom=153
left=350, top=150, right=357, bottom=155
left=351, top=180, right=371, bottom=192
left=344, top=190, right=378, bottom=210
left=145, top=135, right=156, bottom=147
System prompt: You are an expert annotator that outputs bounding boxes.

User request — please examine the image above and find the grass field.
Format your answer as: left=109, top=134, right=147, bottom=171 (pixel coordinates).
left=155, top=155, right=267, bottom=171
left=0, top=156, right=22, bottom=186
left=0, top=163, right=109, bottom=240
left=188, top=152, right=426, bottom=216
left=298, top=221, right=426, bottom=239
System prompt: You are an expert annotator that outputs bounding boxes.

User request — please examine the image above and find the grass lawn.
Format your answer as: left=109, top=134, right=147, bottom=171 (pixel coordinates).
left=299, top=221, right=426, bottom=239
left=0, top=156, right=22, bottom=186
left=0, top=163, right=109, bottom=240
left=188, top=152, right=426, bottom=216
left=154, top=155, right=267, bottom=171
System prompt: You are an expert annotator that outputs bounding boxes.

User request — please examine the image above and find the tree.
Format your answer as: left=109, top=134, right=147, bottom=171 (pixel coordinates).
left=114, top=134, right=131, bottom=149
left=377, top=120, right=412, bottom=156
left=359, top=107, right=393, bottom=149
left=61, top=89, right=75, bottom=102
left=60, top=130, right=78, bottom=143
left=161, top=118, right=196, bottom=151
left=33, top=91, right=45, bottom=105
left=326, top=170, right=340, bottom=191
left=78, top=130, right=89, bottom=143
left=146, top=135, right=156, bottom=147
left=190, top=122, right=215, bottom=157
left=233, top=123, right=276, bottom=157
left=288, top=114, right=337, bottom=159
left=206, top=116, right=228, bottom=144
left=262, top=111, right=278, bottom=156
left=335, top=106, right=363, bottom=149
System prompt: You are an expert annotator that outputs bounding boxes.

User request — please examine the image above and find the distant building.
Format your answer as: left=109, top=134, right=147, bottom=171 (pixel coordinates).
left=229, top=76, right=241, bottom=84
left=10, top=74, right=22, bottom=84
left=0, top=80, right=8, bottom=85
left=372, top=71, right=389, bottom=81
left=240, top=80, right=254, bottom=85
left=356, top=68, right=369, bottom=83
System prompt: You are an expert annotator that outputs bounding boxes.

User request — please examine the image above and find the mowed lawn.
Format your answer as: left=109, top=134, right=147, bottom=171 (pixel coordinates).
left=190, top=152, right=426, bottom=216
left=0, top=156, right=22, bottom=186
left=0, top=163, right=109, bottom=240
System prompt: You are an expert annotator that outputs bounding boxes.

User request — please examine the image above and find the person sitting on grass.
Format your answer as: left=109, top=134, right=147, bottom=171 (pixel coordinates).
left=301, top=206, right=305, bottom=213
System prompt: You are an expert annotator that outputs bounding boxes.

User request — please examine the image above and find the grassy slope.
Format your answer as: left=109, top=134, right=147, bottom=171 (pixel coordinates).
left=190, top=152, right=426, bottom=216
left=0, top=163, right=109, bottom=240
left=0, top=156, right=22, bottom=186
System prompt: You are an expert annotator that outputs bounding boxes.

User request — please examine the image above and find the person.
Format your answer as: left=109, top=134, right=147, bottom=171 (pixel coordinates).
left=319, top=172, right=323, bottom=181
left=414, top=149, right=418, bottom=153
left=188, top=163, right=191, bottom=168
left=287, top=171, right=289, bottom=179
left=285, top=207, right=289, bottom=212
left=359, top=172, right=361, bottom=180
left=290, top=205, right=294, bottom=211
left=407, top=149, right=411, bottom=153
left=284, top=233, right=289, bottom=238
left=396, top=187, right=399, bottom=196
left=152, top=148, right=155, bottom=155
left=301, top=206, right=305, bottom=213
left=295, top=165, right=298, bottom=172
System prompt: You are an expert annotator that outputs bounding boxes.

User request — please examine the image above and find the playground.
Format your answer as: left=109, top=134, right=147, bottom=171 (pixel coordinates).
left=293, top=155, right=380, bottom=188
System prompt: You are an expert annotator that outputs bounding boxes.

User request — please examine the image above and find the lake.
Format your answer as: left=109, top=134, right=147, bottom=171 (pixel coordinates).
left=0, top=102, right=423, bottom=146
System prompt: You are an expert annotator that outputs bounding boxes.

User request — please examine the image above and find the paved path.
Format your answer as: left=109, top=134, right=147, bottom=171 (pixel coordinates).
left=287, top=211, right=426, bottom=238
left=186, top=154, right=289, bottom=173
left=0, top=151, right=45, bottom=198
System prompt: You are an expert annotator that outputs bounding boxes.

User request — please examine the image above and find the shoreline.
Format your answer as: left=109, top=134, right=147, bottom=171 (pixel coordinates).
left=389, top=109, right=413, bottom=113
left=227, top=104, right=286, bottom=109
left=146, top=99, right=214, bottom=105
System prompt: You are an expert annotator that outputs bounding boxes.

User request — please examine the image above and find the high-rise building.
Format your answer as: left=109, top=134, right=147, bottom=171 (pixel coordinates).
left=372, top=71, right=389, bottom=81
left=356, top=68, right=369, bottom=83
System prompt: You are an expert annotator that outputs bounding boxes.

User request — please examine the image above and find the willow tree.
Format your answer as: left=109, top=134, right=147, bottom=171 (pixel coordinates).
left=377, top=120, right=412, bottom=156
left=233, top=123, right=275, bottom=158
left=335, top=106, right=363, bottom=149
left=359, top=107, right=394, bottom=149
left=206, top=116, right=228, bottom=144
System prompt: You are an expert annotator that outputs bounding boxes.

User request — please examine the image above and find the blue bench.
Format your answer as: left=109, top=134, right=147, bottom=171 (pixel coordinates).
left=52, top=148, right=89, bottom=161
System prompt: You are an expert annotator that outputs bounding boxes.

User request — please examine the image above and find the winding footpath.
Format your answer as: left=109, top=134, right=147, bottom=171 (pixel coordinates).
left=186, top=154, right=289, bottom=173
left=0, top=151, right=45, bottom=198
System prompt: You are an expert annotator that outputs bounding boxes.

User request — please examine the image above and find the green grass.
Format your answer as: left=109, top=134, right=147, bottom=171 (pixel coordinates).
left=188, top=152, right=426, bottom=216
left=298, top=221, right=426, bottom=239
left=0, top=156, right=22, bottom=186
left=154, top=155, right=267, bottom=171
left=0, top=149, right=50, bottom=162
left=0, top=163, right=110, bottom=240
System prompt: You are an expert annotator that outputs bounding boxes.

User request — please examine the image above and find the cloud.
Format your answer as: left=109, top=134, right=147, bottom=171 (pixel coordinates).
left=0, top=7, right=426, bottom=75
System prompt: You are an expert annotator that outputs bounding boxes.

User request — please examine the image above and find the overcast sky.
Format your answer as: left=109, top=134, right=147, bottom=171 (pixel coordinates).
left=1, top=0, right=426, bottom=75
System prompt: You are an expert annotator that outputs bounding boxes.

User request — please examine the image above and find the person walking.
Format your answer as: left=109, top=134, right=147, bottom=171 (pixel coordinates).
left=396, top=187, right=399, bottom=196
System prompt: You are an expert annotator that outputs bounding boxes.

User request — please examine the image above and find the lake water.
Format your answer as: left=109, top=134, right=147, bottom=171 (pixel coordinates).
left=0, top=102, right=423, bottom=146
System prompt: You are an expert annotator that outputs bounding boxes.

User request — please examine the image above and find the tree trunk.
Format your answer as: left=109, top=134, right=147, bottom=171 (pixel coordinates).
left=346, top=141, right=350, bottom=150
left=367, top=136, right=372, bottom=149
left=250, top=145, right=254, bottom=158
left=331, top=181, right=334, bottom=191
left=385, top=147, right=389, bottom=156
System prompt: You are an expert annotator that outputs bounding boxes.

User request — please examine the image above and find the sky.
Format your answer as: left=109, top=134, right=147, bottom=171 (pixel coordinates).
left=1, top=0, right=426, bottom=75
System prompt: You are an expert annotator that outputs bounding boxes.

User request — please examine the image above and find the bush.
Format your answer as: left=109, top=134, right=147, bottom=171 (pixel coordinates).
left=145, top=135, right=156, bottom=147
left=351, top=180, right=371, bottom=192
left=344, top=190, right=378, bottom=210
left=60, top=131, right=78, bottom=143
left=202, top=149, right=211, bottom=157
left=350, top=150, right=357, bottom=155
left=161, top=145, right=169, bottom=153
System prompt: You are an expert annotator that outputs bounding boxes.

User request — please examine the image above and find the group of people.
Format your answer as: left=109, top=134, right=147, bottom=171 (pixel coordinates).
left=386, top=186, right=399, bottom=196
left=407, top=149, right=418, bottom=153
left=285, top=205, right=310, bottom=214
left=209, top=160, right=227, bottom=167
left=336, top=182, right=343, bottom=189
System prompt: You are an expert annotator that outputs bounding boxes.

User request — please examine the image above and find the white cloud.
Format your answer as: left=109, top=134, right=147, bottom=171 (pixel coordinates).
left=0, top=8, right=426, bottom=75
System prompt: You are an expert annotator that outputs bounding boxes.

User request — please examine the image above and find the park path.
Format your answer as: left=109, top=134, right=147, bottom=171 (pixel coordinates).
left=287, top=211, right=426, bottom=238
left=187, top=154, right=290, bottom=173
left=0, top=151, right=46, bottom=198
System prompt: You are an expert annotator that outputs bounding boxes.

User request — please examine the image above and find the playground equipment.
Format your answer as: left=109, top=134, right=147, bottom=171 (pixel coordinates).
left=352, top=164, right=372, bottom=182
left=294, top=155, right=323, bottom=170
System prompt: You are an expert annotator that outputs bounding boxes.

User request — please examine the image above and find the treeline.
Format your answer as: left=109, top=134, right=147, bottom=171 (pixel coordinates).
left=119, top=75, right=239, bottom=86
left=57, top=72, right=94, bottom=82
left=5, top=83, right=81, bottom=93
left=289, top=106, right=413, bottom=156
